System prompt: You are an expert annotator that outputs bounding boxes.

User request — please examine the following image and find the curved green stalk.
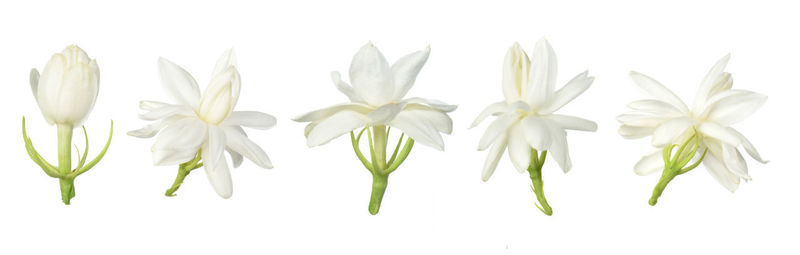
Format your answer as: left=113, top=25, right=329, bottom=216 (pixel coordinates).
left=649, top=131, right=708, bottom=206
left=528, top=149, right=552, bottom=216
left=166, top=149, right=203, bottom=196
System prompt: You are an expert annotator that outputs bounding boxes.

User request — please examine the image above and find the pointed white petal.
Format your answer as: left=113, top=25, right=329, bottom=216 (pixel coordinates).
left=228, top=149, right=243, bottom=168
left=203, top=125, right=233, bottom=198
left=507, top=123, right=531, bottom=173
left=705, top=92, right=767, bottom=126
left=158, top=57, right=201, bottom=109
left=139, top=100, right=170, bottom=111
left=212, top=48, right=237, bottom=77
left=139, top=104, right=195, bottom=121
left=527, top=38, right=558, bottom=108
left=128, top=115, right=185, bottom=138
left=470, top=101, right=508, bottom=128
left=693, top=54, right=730, bottom=111
left=478, top=112, right=519, bottom=151
left=401, top=104, right=453, bottom=134
left=545, top=121, right=571, bottom=173
left=634, top=150, right=663, bottom=176
left=331, top=71, right=364, bottom=102
left=628, top=71, right=689, bottom=113
left=403, top=97, right=457, bottom=112
left=391, top=46, right=430, bottom=100
left=224, top=126, right=273, bottom=169
left=651, top=117, right=692, bottom=147
left=703, top=152, right=740, bottom=193
left=618, top=125, right=655, bottom=139
left=349, top=43, right=393, bottom=106
left=366, top=103, right=405, bottom=125
left=520, top=116, right=551, bottom=151
left=224, top=111, right=277, bottom=130
left=539, top=71, right=593, bottom=114
left=481, top=134, right=508, bottom=182
left=544, top=114, right=597, bottom=132
left=306, top=111, right=367, bottom=147
left=627, top=99, right=683, bottom=116
left=616, top=113, right=673, bottom=128
left=293, top=103, right=372, bottom=122
left=698, top=122, right=741, bottom=146
left=727, top=128, right=767, bottom=163
left=502, top=42, right=529, bottom=102
left=721, top=143, right=749, bottom=180
left=29, top=69, right=39, bottom=101
left=390, top=111, right=444, bottom=150
left=151, top=118, right=206, bottom=166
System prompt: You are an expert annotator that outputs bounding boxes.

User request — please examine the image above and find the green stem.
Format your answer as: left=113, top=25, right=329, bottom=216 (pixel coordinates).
left=166, top=150, right=202, bottom=197
left=649, top=169, right=676, bottom=206
left=57, top=124, right=74, bottom=205
left=528, top=150, right=552, bottom=216
left=368, top=172, right=389, bottom=215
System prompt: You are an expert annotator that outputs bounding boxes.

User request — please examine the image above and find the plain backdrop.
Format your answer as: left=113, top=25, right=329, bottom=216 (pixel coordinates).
left=0, top=0, right=797, bottom=254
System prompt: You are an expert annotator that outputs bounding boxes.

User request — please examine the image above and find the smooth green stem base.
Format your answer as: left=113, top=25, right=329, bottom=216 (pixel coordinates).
left=368, top=173, right=389, bottom=215
left=649, top=171, right=676, bottom=206
left=59, top=178, right=75, bottom=205
left=166, top=167, right=191, bottom=197
left=527, top=153, right=553, bottom=216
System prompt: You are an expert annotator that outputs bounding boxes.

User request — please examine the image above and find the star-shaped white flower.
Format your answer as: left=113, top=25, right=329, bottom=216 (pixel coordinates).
left=129, top=49, right=276, bottom=198
left=619, top=54, right=767, bottom=194
left=472, top=39, right=597, bottom=181
left=294, top=42, right=456, bottom=150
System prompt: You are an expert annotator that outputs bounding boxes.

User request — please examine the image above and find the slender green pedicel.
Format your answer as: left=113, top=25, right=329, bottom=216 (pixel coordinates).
left=350, top=125, right=414, bottom=215
left=165, top=149, right=204, bottom=196
left=22, top=117, right=113, bottom=204
left=528, top=149, right=552, bottom=215
left=649, top=130, right=708, bottom=206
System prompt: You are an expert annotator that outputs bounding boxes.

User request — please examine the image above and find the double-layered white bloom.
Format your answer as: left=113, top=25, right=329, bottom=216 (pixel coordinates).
left=294, top=43, right=456, bottom=150
left=129, top=49, right=276, bottom=198
left=472, top=39, right=597, bottom=181
left=30, top=45, right=100, bottom=126
left=619, top=54, right=767, bottom=192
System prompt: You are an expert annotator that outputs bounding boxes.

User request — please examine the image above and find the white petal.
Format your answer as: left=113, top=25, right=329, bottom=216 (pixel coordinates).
left=692, top=54, right=730, bottom=111
left=224, top=126, right=273, bottom=169
left=481, top=134, right=508, bottom=182
left=151, top=118, right=206, bottom=166
left=391, top=46, right=430, bottom=100
left=349, top=43, right=393, bottom=106
left=228, top=149, right=244, bottom=168
left=544, top=114, right=597, bottom=132
left=139, top=104, right=194, bottom=121
left=616, top=113, right=673, bottom=128
left=703, top=152, right=740, bottom=193
left=502, top=42, right=530, bottom=102
left=128, top=115, right=185, bottom=138
left=224, top=111, right=277, bottom=130
left=478, top=112, right=519, bottom=151
left=727, top=128, right=768, bottom=163
left=698, top=122, right=741, bottom=146
left=634, top=150, right=663, bottom=176
left=618, top=125, right=655, bottom=139
left=203, top=125, right=233, bottom=198
left=507, top=123, right=531, bottom=173
left=403, top=97, right=457, bottom=112
left=545, top=121, right=571, bottom=173
left=306, top=110, right=367, bottom=147
left=139, top=100, right=170, bottom=111
left=366, top=103, right=404, bottom=125
left=401, top=104, right=453, bottom=134
left=527, top=38, right=557, bottom=108
left=627, top=99, right=683, bottom=116
left=158, top=57, right=201, bottom=109
left=520, top=116, right=551, bottom=151
left=29, top=69, right=39, bottom=101
left=470, top=101, right=508, bottom=128
left=721, top=143, right=749, bottom=180
left=539, top=71, right=593, bottom=114
left=628, top=71, right=689, bottom=113
left=390, top=110, right=444, bottom=150
left=705, top=92, right=767, bottom=126
left=197, top=67, right=241, bottom=124
left=651, top=117, right=692, bottom=147
left=293, top=103, right=372, bottom=122
left=331, top=71, right=364, bottom=102
left=212, top=48, right=237, bottom=77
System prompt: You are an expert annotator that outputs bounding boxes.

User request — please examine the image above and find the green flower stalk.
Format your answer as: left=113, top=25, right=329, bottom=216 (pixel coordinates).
left=23, top=45, right=113, bottom=204
left=295, top=43, right=456, bottom=215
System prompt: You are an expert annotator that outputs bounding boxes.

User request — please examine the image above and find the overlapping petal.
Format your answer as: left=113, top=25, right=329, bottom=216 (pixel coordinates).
left=158, top=57, right=201, bottom=109
left=349, top=43, right=394, bottom=106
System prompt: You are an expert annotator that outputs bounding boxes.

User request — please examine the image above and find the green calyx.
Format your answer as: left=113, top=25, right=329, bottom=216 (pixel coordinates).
left=22, top=117, right=114, bottom=205
left=649, top=130, right=708, bottom=206
left=350, top=125, right=414, bottom=215
left=165, top=149, right=203, bottom=197
left=527, top=149, right=553, bottom=216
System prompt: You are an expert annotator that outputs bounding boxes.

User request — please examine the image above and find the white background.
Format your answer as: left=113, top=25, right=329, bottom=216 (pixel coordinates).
left=0, top=0, right=797, bottom=254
